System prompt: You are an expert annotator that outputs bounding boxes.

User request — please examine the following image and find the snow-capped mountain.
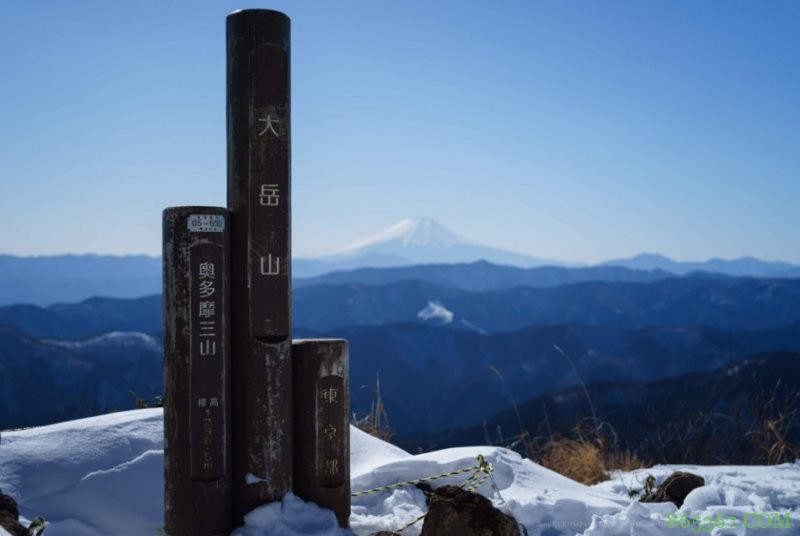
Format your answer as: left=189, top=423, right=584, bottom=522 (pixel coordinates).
left=294, top=218, right=563, bottom=278
left=341, top=218, right=461, bottom=251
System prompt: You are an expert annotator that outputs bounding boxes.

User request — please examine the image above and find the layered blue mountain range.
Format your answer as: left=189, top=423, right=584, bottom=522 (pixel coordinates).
left=1, top=262, right=799, bottom=442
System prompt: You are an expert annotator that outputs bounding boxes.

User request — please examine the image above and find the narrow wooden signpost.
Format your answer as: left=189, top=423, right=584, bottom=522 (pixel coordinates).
left=226, top=9, right=293, bottom=523
left=293, top=339, right=351, bottom=527
left=163, top=207, right=232, bottom=536
left=163, top=9, right=350, bottom=534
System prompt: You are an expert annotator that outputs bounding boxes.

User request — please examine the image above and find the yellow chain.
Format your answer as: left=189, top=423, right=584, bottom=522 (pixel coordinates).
left=352, top=455, right=495, bottom=533
left=351, top=456, right=488, bottom=497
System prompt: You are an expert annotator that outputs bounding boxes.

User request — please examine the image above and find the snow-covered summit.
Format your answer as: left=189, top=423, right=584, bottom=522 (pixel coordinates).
left=293, top=217, right=559, bottom=277
left=341, top=218, right=461, bottom=253
left=2, top=410, right=798, bottom=535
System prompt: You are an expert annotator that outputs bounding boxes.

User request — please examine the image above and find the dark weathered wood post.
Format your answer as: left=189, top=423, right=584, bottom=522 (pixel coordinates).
left=226, top=9, right=293, bottom=522
left=293, top=339, right=351, bottom=527
left=163, top=206, right=232, bottom=536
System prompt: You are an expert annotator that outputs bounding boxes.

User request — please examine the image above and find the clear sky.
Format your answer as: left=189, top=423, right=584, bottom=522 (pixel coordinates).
left=1, top=0, right=798, bottom=264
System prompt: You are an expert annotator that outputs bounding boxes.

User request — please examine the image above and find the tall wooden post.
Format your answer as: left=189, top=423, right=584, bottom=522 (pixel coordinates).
left=293, top=339, right=351, bottom=527
left=226, top=9, right=293, bottom=522
left=163, top=207, right=232, bottom=536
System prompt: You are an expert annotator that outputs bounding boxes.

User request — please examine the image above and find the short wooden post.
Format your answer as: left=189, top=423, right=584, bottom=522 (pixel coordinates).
left=292, top=339, right=350, bottom=527
left=163, top=206, right=232, bottom=536
left=227, top=9, right=294, bottom=522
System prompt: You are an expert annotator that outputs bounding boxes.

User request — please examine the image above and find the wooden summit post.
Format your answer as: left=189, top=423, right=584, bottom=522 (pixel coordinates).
left=293, top=339, right=351, bottom=527
left=226, top=9, right=293, bottom=522
left=163, top=207, right=232, bottom=536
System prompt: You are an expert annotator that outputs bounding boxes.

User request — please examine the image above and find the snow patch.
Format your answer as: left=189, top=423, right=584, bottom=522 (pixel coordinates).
left=46, top=331, right=160, bottom=352
left=350, top=425, right=411, bottom=478
left=460, top=317, right=488, bottom=334
left=232, top=492, right=354, bottom=536
left=245, top=473, right=266, bottom=484
left=416, top=301, right=454, bottom=324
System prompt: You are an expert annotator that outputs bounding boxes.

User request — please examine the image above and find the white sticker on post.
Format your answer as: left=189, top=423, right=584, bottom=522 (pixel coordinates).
left=188, top=214, right=225, bottom=233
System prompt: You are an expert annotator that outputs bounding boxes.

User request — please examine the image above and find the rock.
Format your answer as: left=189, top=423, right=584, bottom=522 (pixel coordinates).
left=0, top=493, right=19, bottom=520
left=28, top=517, right=47, bottom=536
left=420, top=485, right=520, bottom=536
left=0, top=515, right=28, bottom=536
left=0, top=492, right=26, bottom=536
left=0, top=492, right=46, bottom=536
left=641, top=471, right=705, bottom=508
left=368, top=533, right=402, bottom=536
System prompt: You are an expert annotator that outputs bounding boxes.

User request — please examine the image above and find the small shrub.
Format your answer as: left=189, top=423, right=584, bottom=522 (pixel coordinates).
left=539, top=434, right=607, bottom=485
left=352, top=374, right=393, bottom=442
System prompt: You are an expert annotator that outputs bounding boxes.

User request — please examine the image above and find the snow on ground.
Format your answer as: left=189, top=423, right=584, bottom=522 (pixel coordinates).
left=0, top=409, right=164, bottom=535
left=1, top=409, right=799, bottom=535
left=416, top=300, right=454, bottom=324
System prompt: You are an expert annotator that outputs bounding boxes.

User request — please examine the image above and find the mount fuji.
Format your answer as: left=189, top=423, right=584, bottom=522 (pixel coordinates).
left=294, top=218, right=562, bottom=278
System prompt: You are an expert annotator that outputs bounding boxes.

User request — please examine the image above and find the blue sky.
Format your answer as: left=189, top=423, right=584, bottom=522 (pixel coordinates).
left=1, top=0, right=798, bottom=264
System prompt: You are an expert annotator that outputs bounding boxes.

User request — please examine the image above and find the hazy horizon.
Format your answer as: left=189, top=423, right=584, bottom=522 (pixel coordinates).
left=2, top=1, right=798, bottom=264
left=0, top=214, right=797, bottom=268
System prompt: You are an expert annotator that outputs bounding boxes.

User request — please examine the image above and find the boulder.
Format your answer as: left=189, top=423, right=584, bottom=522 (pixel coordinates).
left=420, top=485, right=520, bottom=536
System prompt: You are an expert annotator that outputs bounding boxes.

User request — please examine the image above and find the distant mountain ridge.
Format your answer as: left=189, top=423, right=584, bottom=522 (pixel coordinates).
left=3, top=271, right=800, bottom=434
left=413, top=351, right=800, bottom=458
left=300, top=322, right=800, bottom=436
left=0, top=325, right=162, bottom=428
left=603, top=252, right=800, bottom=278
left=0, top=265, right=800, bottom=340
left=294, top=260, right=674, bottom=292
left=2, top=271, right=800, bottom=339
left=293, top=277, right=800, bottom=332
left=3, top=312, right=798, bottom=433
left=0, top=295, right=162, bottom=340
left=0, top=254, right=162, bottom=306
left=2, top=219, right=798, bottom=305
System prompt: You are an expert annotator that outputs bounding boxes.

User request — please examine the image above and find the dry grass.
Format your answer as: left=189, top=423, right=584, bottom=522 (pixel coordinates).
left=747, top=384, right=800, bottom=465
left=352, top=374, right=393, bottom=442
left=487, top=348, right=647, bottom=484
left=607, top=446, right=647, bottom=473
left=539, top=435, right=608, bottom=485
left=535, top=425, right=647, bottom=485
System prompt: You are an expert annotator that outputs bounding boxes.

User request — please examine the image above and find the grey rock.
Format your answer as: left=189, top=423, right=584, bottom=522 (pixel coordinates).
left=420, top=485, right=520, bottom=536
